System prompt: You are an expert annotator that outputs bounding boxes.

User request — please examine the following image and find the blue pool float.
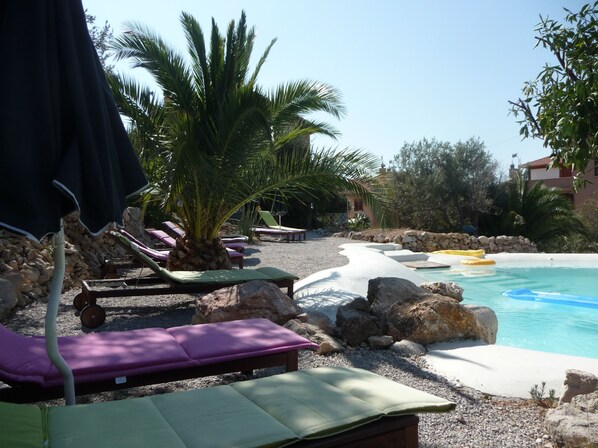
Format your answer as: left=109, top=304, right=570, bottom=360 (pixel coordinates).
left=503, top=288, right=598, bottom=309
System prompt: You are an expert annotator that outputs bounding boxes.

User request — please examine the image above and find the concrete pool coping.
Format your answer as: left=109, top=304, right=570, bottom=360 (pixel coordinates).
left=294, top=243, right=598, bottom=398
left=425, top=340, right=598, bottom=398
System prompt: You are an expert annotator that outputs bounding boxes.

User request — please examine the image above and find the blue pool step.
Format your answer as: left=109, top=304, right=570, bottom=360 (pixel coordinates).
left=503, top=288, right=598, bottom=309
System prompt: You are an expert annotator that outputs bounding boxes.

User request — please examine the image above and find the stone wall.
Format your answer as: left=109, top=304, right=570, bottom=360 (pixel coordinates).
left=335, top=229, right=538, bottom=253
left=0, top=208, right=142, bottom=319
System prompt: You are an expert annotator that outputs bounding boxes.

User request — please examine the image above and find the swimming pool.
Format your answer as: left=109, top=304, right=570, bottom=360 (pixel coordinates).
left=420, top=258, right=598, bottom=359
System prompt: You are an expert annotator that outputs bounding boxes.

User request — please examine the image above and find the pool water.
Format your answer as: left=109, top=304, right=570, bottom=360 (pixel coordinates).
left=420, top=266, right=598, bottom=359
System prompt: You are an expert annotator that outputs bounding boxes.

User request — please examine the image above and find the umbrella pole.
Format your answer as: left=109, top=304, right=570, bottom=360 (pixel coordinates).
left=45, top=220, right=76, bottom=405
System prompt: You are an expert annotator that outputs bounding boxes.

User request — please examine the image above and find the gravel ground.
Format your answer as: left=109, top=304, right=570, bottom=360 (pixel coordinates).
left=3, top=231, right=554, bottom=448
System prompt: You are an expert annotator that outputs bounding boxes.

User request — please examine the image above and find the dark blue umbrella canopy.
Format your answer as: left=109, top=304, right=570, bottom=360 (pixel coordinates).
left=0, top=0, right=148, bottom=404
left=0, top=0, right=148, bottom=241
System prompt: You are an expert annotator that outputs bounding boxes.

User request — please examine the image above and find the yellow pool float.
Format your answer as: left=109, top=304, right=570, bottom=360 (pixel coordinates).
left=432, top=249, right=485, bottom=258
left=461, top=258, right=496, bottom=266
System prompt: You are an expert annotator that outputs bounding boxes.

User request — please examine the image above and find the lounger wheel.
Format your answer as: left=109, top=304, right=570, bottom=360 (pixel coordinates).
left=73, top=293, right=89, bottom=311
left=80, top=305, right=106, bottom=328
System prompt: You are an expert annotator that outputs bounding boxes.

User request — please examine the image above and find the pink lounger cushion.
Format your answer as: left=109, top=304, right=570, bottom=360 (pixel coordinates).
left=168, top=318, right=318, bottom=364
left=0, top=319, right=318, bottom=388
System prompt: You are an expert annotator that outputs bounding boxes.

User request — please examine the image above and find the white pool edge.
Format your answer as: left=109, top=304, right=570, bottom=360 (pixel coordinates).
left=294, top=244, right=598, bottom=398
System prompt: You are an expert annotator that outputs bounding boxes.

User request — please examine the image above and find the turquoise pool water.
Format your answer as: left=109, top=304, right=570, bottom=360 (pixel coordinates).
left=420, top=266, right=598, bottom=359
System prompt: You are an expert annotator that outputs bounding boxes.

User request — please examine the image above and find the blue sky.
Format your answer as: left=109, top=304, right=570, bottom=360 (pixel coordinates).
left=84, top=0, right=586, bottom=175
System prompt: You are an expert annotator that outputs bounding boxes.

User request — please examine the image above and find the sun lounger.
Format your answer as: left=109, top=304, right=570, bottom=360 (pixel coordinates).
left=116, top=229, right=170, bottom=261
left=72, top=231, right=298, bottom=328
left=253, top=210, right=307, bottom=242
left=162, top=220, right=186, bottom=238
left=146, top=228, right=245, bottom=267
left=0, top=318, right=318, bottom=403
left=104, top=229, right=244, bottom=277
left=162, top=220, right=247, bottom=252
left=102, top=229, right=170, bottom=277
left=0, top=366, right=455, bottom=447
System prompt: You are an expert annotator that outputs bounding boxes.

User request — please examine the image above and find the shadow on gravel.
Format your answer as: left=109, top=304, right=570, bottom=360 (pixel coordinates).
left=77, top=304, right=196, bottom=333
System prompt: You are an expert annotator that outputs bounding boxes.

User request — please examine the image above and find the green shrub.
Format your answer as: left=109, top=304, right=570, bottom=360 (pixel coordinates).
left=529, top=382, right=557, bottom=408
left=347, top=212, right=370, bottom=231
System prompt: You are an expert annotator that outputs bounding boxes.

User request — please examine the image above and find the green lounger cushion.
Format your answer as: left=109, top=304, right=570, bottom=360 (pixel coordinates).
left=0, top=367, right=455, bottom=448
left=165, top=267, right=297, bottom=285
left=258, top=211, right=305, bottom=232
left=231, top=367, right=455, bottom=439
left=0, top=401, right=45, bottom=448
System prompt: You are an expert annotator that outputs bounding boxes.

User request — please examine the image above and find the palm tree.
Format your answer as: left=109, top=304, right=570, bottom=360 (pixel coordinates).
left=108, top=11, right=385, bottom=270
left=490, top=171, right=585, bottom=249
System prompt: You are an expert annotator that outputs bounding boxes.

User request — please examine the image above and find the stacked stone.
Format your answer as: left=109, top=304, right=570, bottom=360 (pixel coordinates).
left=0, top=235, right=54, bottom=302
left=0, top=208, right=144, bottom=321
left=336, top=229, right=538, bottom=253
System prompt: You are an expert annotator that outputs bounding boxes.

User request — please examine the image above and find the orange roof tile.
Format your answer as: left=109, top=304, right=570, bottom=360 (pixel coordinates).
left=522, top=156, right=553, bottom=169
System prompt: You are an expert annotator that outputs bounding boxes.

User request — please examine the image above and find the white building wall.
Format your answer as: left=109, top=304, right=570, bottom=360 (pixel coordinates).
left=530, top=167, right=560, bottom=180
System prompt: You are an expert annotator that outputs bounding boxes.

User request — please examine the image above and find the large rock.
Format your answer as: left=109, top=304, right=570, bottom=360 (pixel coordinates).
left=465, top=305, right=498, bottom=344
left=1, top=271, right=27, bottom=306
left=0, top=278, right=18, bottom=320
left=420, top=281, right=464, bottom=302
left=283, top=319, right=345, bottom=354
left=367, top=277, right=428, bottom=321
left=390, top=340, right=427, bottom=357
left=368, top=335, right=394, bottom=349
left=386, top=293, right=491, bottom=345
left=560, top=370, right=598, bottom=405
left=192, top=280, right=301, bottom=325
left=123, top=207, right=145, bottom=239
left=296, top=311, right=337, bottom=336
left=545, top=391, right=598, bottom=448
left=336, top=298, right=382, bottom=346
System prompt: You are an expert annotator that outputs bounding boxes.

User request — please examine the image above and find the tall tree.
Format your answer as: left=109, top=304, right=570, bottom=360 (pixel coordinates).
left=389, top=138, right=498, bottom=232
left=109, top=11, right=385, bottom=270
left=85, top=11, right=113, bottom=72
left=510, top=2, right=598, bottom=187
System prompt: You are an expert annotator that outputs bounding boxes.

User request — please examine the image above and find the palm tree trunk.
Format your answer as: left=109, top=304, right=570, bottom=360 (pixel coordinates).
left=167, top=237, right=232, bottom=271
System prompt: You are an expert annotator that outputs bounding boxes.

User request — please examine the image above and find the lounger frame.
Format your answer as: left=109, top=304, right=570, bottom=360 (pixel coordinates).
left=252, top=227, right=307, bottom=241
left=75, top=232, right=296, bottom=327
left=72, top=273, right=294, bottom=328
left=0, top=349, right=301, bottom=403
left=294, top=415, right=419, bottom=448
left=75, top=274, right=294, bottom=308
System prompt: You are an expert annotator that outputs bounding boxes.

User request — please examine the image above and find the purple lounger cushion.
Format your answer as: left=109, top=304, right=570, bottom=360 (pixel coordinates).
left=47, top=329, right=192, bottom=385
left=0, top=319, right=318, bottom=388
left=168, top=318, right=318, bottom=364
left=0, top=325, right=54, bottom=384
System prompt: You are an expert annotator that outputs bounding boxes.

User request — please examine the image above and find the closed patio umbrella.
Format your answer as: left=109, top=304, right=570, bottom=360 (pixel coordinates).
left=0, top=0, right=148, bottom=404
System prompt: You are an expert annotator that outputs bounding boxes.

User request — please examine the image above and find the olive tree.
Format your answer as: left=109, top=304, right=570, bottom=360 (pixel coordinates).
left=510, top=2, right=598, bottom=188
left=389, top=138, right=499, bottom=232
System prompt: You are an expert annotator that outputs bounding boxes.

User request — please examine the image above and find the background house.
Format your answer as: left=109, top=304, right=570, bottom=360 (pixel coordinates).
left=522, top=156, right=598, bottom=208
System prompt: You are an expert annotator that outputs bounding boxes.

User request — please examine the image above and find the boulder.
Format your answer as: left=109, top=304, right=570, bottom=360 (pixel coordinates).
left=283, top=319, right=345, bottom=354
left=386, top=293, right=489, bottom=345
left=390, top=340, right=427, bottom=357
left=123, top=207, right=145, bottom=239
left=420, top=281, right=464, bottom=302
left=560, top=370, right=598, bottom=405
left=192, top=280, right=301, bottom=325
left=465, top=305, right=498, bottom=344
left=368, top=335, right=394, bottom=349
left=1, top=271, right=27, bottom=306
left=0, top=278, right=18, bottom=321
left=367, top=277, right=428, bottom=321
left=336, top=298, right=382, bottom=346
left=296, top=311, right=337, bottom=336
left=545, top=391, right=598, bottom=448
left=317, top=335, right=346, bottom=355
